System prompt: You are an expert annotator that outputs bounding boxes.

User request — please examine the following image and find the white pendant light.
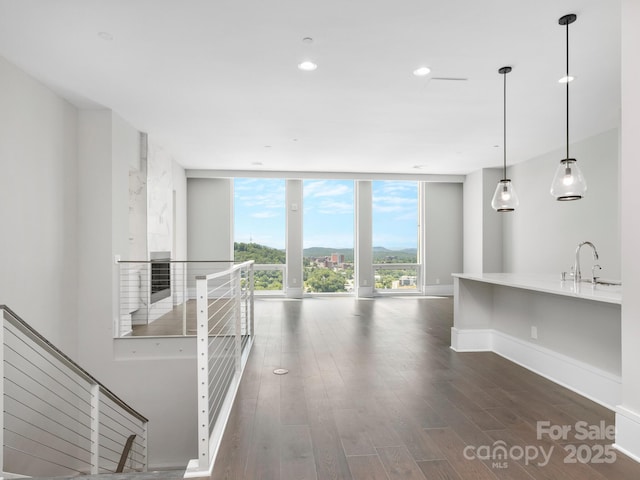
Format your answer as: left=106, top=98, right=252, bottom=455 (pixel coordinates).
left=491, top=66, right=519, bottom=212
left=551, top=13, right=586, bottom=201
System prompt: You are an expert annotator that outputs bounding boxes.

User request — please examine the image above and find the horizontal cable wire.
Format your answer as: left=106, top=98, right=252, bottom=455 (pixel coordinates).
left=3, top=374, right=91, bottom=433
left=207, top=335, right=235, bottom=366
left=4, top=411, right=92, bottom=457
left=207, top=359, right=235, bottom=425
left=3, top=445, right=88, bottom=475
left=207, top=355, right=235, bottom=400
left=208, top=367, right=235, bottom=433
left=4, top=427, right=90, bottom=466
left=4, top=393, right=93, bottom=443
left=98, top=403, right=144, bottom=436
left=3, top=356, right=92, bottom=421
left=4, top=326, right=92, bottom=403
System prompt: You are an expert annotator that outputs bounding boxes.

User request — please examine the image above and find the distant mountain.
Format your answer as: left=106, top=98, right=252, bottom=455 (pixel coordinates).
left=372, top=246, right=417, bottom=263
left=235, top=242, right=417, bottom=264
left=373, top=246, right=417, bottom=254
left=304, top=246, right=417, bottom=263
left=304, top=247, right=354, bottom=262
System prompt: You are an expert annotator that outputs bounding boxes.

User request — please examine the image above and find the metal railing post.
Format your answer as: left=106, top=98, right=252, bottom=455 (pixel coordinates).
left=142, top=421, right=149, bottom=471
left=249, top=264, right=255, bottom=337
left=90, top=384, right=100, bottom=474
left=0, top=309, right=5, bottom=473
left=235, top=270, right=242, bottom=372
left=195, top=275, right=210, bottom=470
left=182, top=262, right=188, bottom=336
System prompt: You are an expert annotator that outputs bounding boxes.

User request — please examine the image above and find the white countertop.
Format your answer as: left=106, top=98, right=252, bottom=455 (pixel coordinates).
left=452, top=273, right=622, bottom=305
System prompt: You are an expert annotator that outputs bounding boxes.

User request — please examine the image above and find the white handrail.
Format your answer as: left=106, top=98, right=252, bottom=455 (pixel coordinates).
left=184, top=261, right=254, bottom=478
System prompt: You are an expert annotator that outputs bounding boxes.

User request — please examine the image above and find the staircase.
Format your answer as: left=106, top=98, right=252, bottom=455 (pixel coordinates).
left=1, top=305, right=149, bottom=478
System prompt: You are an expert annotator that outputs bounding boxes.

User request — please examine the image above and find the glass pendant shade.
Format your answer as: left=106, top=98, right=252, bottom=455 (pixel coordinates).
left=491, top=179, right=519, bottom=212
left=550, top=158, right=586, bottom=200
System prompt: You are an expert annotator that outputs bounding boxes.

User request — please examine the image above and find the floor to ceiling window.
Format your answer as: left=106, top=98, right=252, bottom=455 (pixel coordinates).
left=303, top=179, right=354, bottom=293
left=371, top=180, right=420, bottom=292
left=233, top=178, right=286, bottom=291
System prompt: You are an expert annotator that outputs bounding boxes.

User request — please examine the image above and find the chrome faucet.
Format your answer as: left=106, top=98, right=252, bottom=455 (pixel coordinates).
left=574, top=241, right=599, bottom=283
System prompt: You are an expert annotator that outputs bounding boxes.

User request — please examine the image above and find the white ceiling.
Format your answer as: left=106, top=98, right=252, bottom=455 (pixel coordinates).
left=0, top=0, right=621, bottom=175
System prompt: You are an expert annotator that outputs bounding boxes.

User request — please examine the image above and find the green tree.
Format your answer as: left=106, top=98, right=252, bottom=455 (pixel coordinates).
left=305, top=268, right=346, bottom=292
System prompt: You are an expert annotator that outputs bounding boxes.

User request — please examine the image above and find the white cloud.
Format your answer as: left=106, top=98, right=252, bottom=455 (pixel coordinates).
left=251, top=211, right=279, bottom=219
left=317, top=200, right=354, bottom=215
left=303, top=180, right=352, bottom=199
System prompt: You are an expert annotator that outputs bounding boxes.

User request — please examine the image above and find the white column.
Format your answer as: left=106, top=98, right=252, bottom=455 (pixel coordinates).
left=285, top=179, right=303, bottom=298
left=355, top=181, right=373, bottom=297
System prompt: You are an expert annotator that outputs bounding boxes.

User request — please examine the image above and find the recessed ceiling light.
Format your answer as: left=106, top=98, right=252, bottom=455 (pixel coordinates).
left=252, top=161, right=263, bottom=166
left=413, top=66, right=431, bottom=77
left=302, top=37, right=314, bottom=44
left=298, top=61, right=318, bottom=71
left=98, top=31, right=113, bottom=41
left=559, top=75, right=575, bottom=83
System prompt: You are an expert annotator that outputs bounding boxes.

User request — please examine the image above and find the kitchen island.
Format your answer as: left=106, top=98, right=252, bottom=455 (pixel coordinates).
left=452, top=273, right=621, bottom=408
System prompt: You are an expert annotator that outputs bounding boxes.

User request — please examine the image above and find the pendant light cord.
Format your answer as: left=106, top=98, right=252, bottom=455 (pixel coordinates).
left=566, top=20, right=570, bottom=161
left=503, top=69, right=507, bottom=180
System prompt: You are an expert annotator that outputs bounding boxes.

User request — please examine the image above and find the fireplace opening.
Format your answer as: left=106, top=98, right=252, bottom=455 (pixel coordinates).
left=150, top=251, right=171, bottom=304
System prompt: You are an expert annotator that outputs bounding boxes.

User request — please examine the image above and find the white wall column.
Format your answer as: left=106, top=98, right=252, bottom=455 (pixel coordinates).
left=463, top=168, right=503, bottom=273
left=616, top=0, right=640, bottom=462
left=187, top=178, right=233, bottom=260
left=286, top=179, right=303, bottom=298
left=355, top=181, right=373, bottom=297
left=423, top=182, right=463, bottom=294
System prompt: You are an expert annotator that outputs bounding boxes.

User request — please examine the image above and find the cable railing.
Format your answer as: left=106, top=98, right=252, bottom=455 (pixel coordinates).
left=117, top=260, right=235, bottom=337
left=184, top=261, right=254, bottom=478
left=0, top=305, right=148, bottom=478
left=373, top=262, right=421, bottom=292
left=252, top=263, right=285, bottom=294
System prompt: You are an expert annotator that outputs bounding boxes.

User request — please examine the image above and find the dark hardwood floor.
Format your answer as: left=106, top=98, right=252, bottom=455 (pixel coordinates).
left=209, top=296, right=638, bottom=479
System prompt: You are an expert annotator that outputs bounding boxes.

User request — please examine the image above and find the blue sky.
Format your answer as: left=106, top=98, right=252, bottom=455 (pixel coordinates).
left=234, top=178, right=418, bottom=250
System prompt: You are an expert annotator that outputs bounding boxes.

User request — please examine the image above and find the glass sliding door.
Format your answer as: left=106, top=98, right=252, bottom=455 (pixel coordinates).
left=233, top=178, right=286, bottom=293
left=372, top=180, right=420, bottom=293
left=303, top=179, right=354, bottom=294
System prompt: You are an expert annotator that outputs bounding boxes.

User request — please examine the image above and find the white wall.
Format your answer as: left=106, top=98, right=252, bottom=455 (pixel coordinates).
left=76, top=110, right=198, bottom=469
left=173, top=161, right=188, bottom=261
left=187, top=178, right=233, bottom=261
left=503, top=129, right=620, bottom=280
left=463, top=171, right=483, bottom=273
left=463, top=169, right=503, bottom=273
left=424, top=183, right=463, bottom=286
left=617, top=0, right=640, bottom=461
left=482, top=170, right=503, bottom=273
left=0, top=56, right=79, bottom=353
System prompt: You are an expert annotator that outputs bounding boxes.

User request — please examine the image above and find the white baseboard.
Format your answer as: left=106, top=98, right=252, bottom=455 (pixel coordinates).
left=286, top=287, right=303, bottom=299
left=424, top=284, right=453, bottom=296
left=450, top=327, right=492, bottom=351
left=614, top=406, right=640, bottom=462
left=357, top=286, right=374, bottom=298
left=450, top=328, right=621, bottom=409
